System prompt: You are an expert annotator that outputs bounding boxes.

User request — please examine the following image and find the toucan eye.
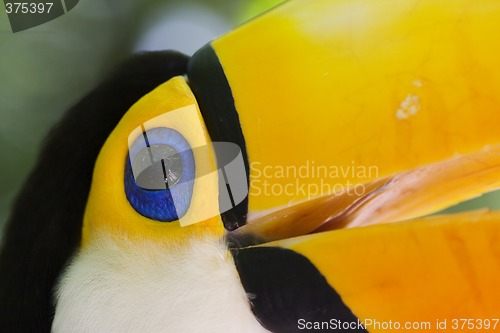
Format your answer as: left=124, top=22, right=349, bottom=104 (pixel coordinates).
left=124, top=127, right=195, bottom=222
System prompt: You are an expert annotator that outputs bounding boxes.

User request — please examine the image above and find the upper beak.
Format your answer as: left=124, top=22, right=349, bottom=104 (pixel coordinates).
left=189, top=0, right=500, bottom=241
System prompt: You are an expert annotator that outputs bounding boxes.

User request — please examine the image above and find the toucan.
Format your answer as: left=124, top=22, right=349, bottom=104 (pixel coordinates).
left=2, top=0, right=500, bottom=332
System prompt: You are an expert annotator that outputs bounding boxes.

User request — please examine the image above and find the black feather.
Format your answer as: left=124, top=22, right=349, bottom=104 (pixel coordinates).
left=231, top=247, right=368, bottom=333
left=0, top=51, right=188, bottom=332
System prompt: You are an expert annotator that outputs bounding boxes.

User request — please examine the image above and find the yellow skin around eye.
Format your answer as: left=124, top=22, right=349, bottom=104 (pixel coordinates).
left=82, top=76, right=223, bottom=249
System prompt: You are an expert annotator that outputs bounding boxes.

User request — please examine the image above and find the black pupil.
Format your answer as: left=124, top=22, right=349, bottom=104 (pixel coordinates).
left=132, top=144, right=183, bottom=190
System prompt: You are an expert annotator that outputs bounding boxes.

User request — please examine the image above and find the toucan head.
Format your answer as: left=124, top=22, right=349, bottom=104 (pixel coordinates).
left=3, top=0, right=500, bottom=331
left=84, top=0, right=500, bottom=251
left=80, top=2, right=500, bottom=327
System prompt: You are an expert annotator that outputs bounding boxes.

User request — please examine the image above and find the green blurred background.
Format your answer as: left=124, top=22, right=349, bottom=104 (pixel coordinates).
left=0, top=0, right=284, bottom=239
left=1, top=0, right=499, bottom=242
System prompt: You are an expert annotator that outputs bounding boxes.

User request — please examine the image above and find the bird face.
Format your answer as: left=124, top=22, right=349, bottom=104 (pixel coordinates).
left=81, top=0, right=500, bottom=251
left=3, top=0, right=500, bottom=332
left=81, top=0, right=500, bottom=293
left=82, top=77, right=224, bottom=249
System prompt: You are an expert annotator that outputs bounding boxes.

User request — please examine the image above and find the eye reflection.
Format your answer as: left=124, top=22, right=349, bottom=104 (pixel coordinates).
left=132, top=144, right=183, bottom=190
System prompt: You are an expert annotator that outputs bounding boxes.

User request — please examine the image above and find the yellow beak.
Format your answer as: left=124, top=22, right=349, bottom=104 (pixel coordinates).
left=187, top=0, right=500, bottom=329
left=189, top=0, right=500, bottom=238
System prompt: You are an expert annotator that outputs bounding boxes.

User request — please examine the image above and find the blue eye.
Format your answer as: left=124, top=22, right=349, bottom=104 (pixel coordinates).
left=124, top=127, right=195, bottom=222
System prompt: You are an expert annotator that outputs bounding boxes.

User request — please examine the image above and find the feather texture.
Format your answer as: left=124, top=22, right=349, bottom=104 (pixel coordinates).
left=53, top=234, right=269, bottom=333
